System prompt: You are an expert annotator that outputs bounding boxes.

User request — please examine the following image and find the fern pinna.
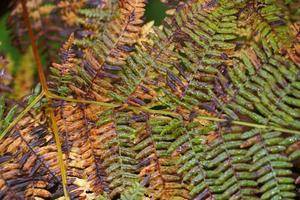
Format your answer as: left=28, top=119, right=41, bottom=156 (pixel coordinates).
left=1, top=0, right=300, bottom=199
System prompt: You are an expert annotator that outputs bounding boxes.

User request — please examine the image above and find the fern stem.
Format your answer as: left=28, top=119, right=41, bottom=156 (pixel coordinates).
left=129, top=106, right=181, bottom=117
left=130, top=106, right=300, bottom=135
left=197, top=115, right=300, bottom=135
left=20, top=0, right=48, bottom=92
left=47, top=92, right=120, bottom=107
left=39, top=91, right=300, bottom=136
left=48, top=105, right=70, bottom=200
left=0, top=91, right=45, bottom=140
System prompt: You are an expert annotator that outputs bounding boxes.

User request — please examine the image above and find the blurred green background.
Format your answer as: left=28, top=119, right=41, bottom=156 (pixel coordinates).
left=145, top=0, right=167, bottom=25
left=0, top=14, right=21, bottom=73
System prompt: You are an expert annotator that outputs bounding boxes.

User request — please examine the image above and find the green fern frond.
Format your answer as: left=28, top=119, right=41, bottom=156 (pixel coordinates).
left=120, top=182, right=147, bottom=200
left=96, top=182, right=146, bottom=200
left=133, top=113, right=190, bottom=199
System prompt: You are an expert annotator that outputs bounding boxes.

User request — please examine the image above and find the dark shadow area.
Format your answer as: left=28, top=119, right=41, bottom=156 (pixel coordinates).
left=145, top=0, right=167, bottom=25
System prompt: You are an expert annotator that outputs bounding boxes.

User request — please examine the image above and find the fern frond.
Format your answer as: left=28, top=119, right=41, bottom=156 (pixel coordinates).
left=0, top=97, right=17, bottom=135
left=0, top=102, right=63, bottom=199
left=8, top=0, right=63, bottom=63
left=2, top=0, right=300, bottom=199
left=120, top=182, right=146, bottom=200
left=134, top=113, right=190, bottom=199
left=51, top=0, right=146, bottom=103
left=76, top=0, right=118, bottom=34
left=54, top=102, right=110, bottom=198
left=95, top=182, right=146, bottom=200
left=57, top=0, right=87, bottom=27
left=8, top=0, right=109, bottom=65
left=244, top=0, right=292, bottom=51
left=241, top=128, right=296, bottom=199
left=96, top=108, right=139, bottom=198
left=287, top=0, right=300, bottom=22
left=169, top=117, right=257, bottom=199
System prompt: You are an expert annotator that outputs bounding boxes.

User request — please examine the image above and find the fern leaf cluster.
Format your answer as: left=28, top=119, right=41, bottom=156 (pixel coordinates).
left=8, top=0, right=110, bottom=65
left=1, top=0, right=300, bottom=199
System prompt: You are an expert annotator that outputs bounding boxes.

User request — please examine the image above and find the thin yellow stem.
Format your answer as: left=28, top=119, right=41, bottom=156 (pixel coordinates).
left=47, top=92, right=119, bottom=108
left=44, top=93, right=300, bottom=136
left=197, top=115, right=300, bottom=135
left=48, top=106, right=70, bottom=200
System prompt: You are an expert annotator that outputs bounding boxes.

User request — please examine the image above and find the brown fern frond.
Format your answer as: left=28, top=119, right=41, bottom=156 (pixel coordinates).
left=0, top=109, right=62, bottom=199
left=55, top=102, right=109, bottom=198
left=57, top=0, right=87, bottom=27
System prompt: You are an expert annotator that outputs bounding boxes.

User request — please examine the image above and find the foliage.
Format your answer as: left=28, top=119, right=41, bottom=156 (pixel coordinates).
left=1, top=0, right=300, bottom=200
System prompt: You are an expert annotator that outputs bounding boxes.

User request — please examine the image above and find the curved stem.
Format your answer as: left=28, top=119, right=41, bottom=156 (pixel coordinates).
left=21, top=0, right=48, bottom=92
